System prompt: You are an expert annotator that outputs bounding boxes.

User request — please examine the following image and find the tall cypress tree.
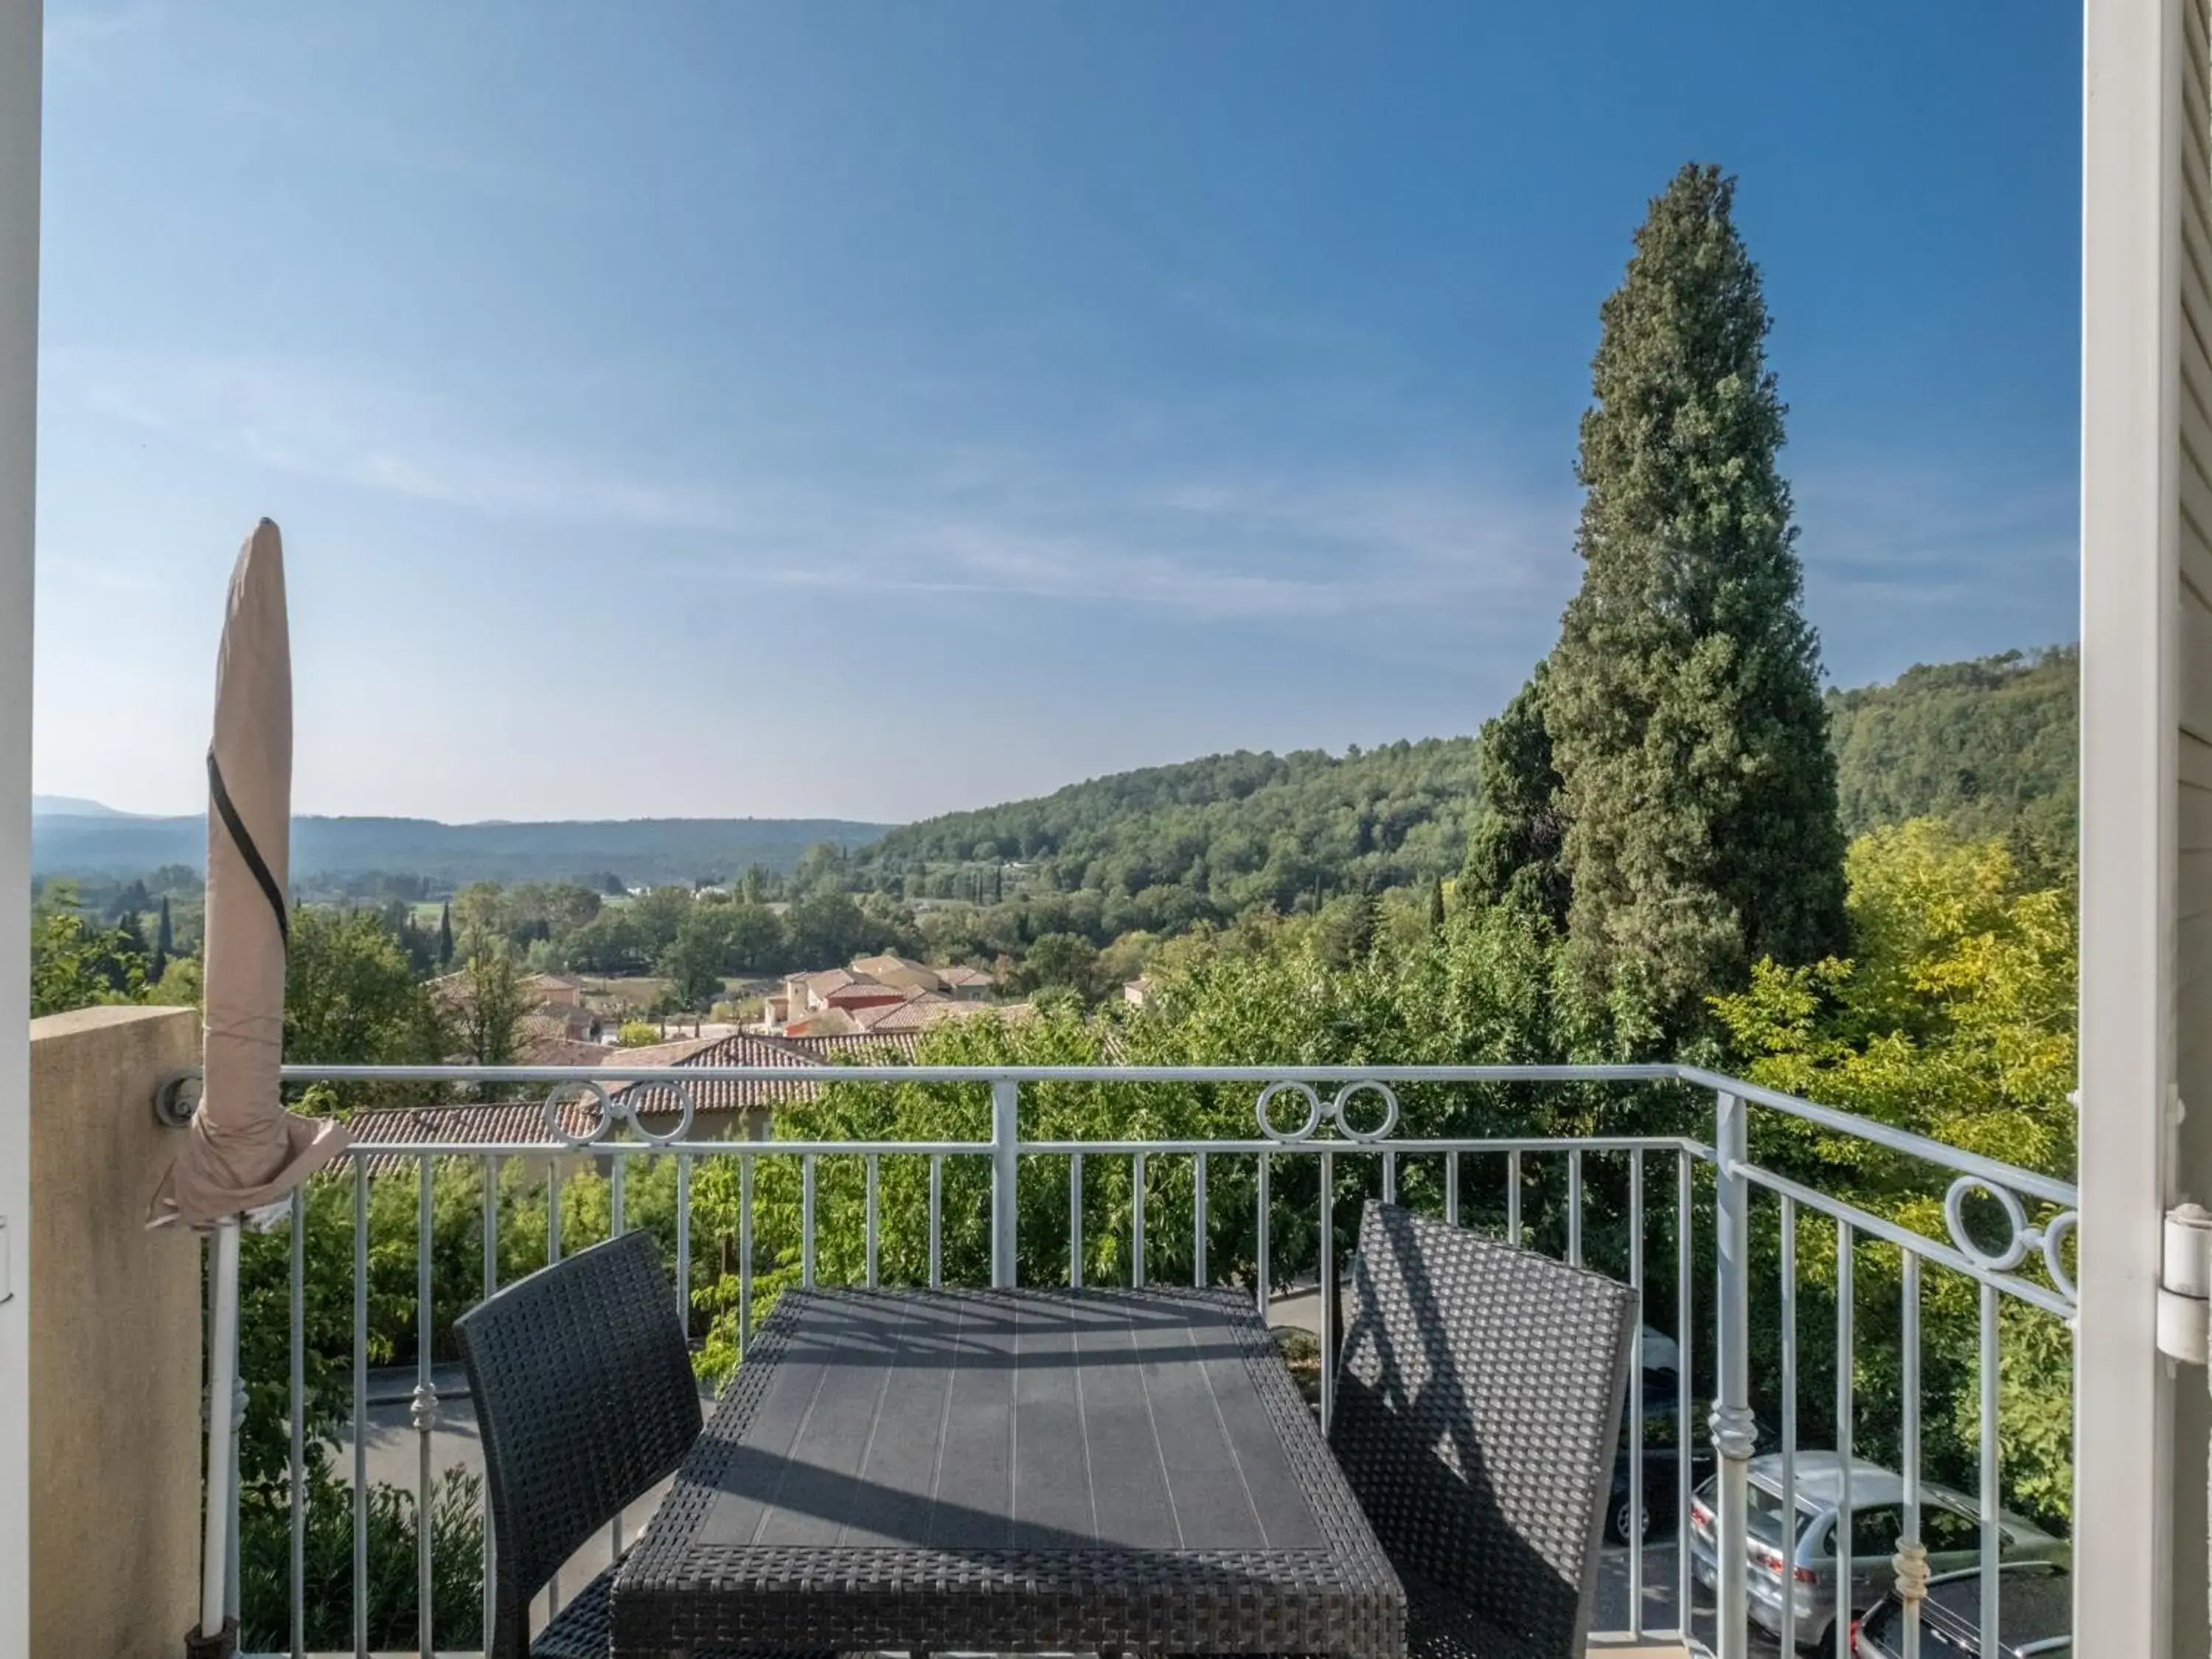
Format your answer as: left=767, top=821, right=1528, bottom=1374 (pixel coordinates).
left=151, top=894, right=173, bottom=982
left=437, top=901, right=455, bottom=967
left=1543, top=163, right=1846, bottom=1036
left=1463, top=660, right=1571, bottom=929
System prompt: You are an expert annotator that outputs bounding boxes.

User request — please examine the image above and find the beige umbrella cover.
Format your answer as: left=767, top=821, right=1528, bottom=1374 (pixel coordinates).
left=150, top=519, right=348, bottom=1229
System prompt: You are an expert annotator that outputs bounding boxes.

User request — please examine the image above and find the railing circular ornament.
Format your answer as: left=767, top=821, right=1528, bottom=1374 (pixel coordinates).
left=1256, top=1080, right=1324, bottom=1142
left=622, top=1077, right=699, bottom=1145
left=543, top=1079, right=616, bottom=1148
left=2040, top=1209, right=2079, bottom=1302
left=1944, top=1175, right=2032, bottom=1272
left=1331, top=1081, right=1399, bottom=1143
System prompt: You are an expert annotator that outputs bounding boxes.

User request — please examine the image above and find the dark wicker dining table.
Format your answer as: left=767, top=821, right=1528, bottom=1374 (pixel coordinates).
left=610, top=1286, right=1407, bottom=1658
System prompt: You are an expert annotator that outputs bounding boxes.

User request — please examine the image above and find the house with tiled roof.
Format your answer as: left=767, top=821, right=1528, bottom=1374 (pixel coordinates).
left=771, top=956, right=1001, bottom=1033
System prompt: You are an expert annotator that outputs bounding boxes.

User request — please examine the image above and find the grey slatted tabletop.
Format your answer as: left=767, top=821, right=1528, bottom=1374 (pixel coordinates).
left=611, top=1287, right=1405, bottom=1657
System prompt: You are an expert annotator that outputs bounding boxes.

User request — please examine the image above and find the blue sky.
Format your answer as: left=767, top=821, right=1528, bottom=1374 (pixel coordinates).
left=32, top=2, right=2081, bottom=824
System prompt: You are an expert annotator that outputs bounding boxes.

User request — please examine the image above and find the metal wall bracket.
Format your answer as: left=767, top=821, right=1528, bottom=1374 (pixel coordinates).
left=2156, top=1202, right=2212, bottom=1360
left=153, top=1069, right=202, bottom=1129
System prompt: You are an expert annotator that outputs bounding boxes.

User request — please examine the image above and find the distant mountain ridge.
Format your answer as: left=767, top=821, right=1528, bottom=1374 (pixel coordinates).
left=1826, top=646, right=2076, bottom=847
left=33, top=649, right=2079, bottom=895
left=32, top=794, right=138, bottom=818
left=32, top=813, right=893, bottom=887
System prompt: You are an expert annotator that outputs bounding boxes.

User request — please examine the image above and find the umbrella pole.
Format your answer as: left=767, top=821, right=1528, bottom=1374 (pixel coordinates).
left=199, top=1218, right=241, bottom=1653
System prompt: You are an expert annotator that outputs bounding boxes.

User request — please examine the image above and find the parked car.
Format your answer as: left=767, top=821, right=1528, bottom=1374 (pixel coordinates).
left=1605, top=1361, right=1715, bottom=1545
left=1854, top=1560, right=2071, bottom=1656
left=1688, top=1453, right=2068, bottom=1651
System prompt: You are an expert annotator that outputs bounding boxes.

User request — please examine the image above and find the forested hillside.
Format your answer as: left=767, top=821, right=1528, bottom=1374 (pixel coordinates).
left=1826, top=647, right=2076, bottom=848
left=850, top=739, right=1481, bottom=911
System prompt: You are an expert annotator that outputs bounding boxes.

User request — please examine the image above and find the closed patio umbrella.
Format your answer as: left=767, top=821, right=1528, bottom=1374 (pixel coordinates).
left=150, top=519, right=349, bottom=1658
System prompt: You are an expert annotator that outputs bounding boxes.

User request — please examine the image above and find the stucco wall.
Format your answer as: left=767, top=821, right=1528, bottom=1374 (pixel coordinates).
left=29, top=1004, right=203, bottom=1658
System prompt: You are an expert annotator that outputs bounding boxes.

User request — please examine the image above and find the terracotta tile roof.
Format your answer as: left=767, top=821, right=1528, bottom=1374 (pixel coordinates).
left=517, top=1032, right=616, bottom=1068
left=849, top=953, right=928, bottom=977
left=771, top=1031, right=925, bottom=1064
left=848, top=992, right=1025, bottom=1034
left=602, top=1034, right=724, bottom=1069
left=936, top=964, right=995, bottom=988
left=342, top=1029, right=938, bottom=1172
left=823, top=984, right=907, bottom=1008
left=611, top=1032, right=842, bottom=1119
left=346, top=1099, right=597, bottom=1178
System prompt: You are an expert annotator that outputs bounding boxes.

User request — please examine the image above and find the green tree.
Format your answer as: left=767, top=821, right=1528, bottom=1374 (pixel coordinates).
left=285, top=907, right=445, bottom=1108
left=456, top=942, right=527, bottom=1068
left=1014, top=932, right=1099, bottom=998
left=1543, top=163, right=1846, bottom=1043
left=436, top=901, right=453, bottom=967
left=153, top=894, right=174, bottom=982
left=1713, top=819, right=2076, bottom=1518
left=1463, top=662, right=1570, bottom=927
left=630, top=886, right=695, bottom=950
left=29, top=880, right=150, bottom=1015
left=661, top=908, right=734, bottom=1010
left=724, top=902, right=787, bottom=972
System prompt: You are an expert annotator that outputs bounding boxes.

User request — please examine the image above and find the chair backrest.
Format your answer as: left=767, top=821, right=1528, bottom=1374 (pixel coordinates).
left=456, top=1229, right=702, bottom=1659
left=1329, top=1202, right=1636, bottom=1658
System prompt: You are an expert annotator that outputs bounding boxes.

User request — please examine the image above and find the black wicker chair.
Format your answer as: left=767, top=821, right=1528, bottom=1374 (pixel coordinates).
left=456, top=1229, right=825, bottom=1659
left=1324, top=1201, right=1639, bottom=1659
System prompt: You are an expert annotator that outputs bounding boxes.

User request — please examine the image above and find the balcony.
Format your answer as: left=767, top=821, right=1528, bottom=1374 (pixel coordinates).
left=135, top=1051, right=2067, bottom=1659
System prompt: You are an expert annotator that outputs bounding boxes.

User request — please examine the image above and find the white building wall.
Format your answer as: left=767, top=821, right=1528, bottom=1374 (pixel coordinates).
left=2081, top=0, right=2211, bottom=1652
left=0, top=5, right=36, bottom=1655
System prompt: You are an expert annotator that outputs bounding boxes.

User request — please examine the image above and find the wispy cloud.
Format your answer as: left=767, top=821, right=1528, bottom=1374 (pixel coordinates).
left=51, top=347, right=1577, bottom=626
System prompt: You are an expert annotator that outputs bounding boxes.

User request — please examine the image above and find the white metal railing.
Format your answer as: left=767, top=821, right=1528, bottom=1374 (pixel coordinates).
left=213, top=1061, right=2078, bottom=1659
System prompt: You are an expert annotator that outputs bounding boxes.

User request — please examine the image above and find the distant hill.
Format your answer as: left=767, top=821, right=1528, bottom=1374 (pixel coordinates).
left=31, top=814, right=892, bottom=888
left=31, top=794, right=136, bottom=818
left=1826, top=647, right=2077, bottom=846
left=852, top=740, right=1484, bottom=913
left=29, top=650, right=2079, bottom=901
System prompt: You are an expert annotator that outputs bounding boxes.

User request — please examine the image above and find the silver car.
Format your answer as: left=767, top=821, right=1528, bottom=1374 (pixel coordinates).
left=1688, top=1453, right=2067, bottom=1651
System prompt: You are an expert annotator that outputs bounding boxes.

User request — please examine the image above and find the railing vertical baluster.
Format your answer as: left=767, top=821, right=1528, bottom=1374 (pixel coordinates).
left=1069, top=1153, right=1084, bottom=1289
left=290, top=1186, right=306, bottom=1659
left=1319, top=1147, right=1336, bottom=1433
left=353, top=1165, right=368, bottom=1659
left=991, top=1079, right=1019, bottom=1289
left=1900, top=1254, right=1925, bottom=1659
left=675, top=1152, right=691, bottom=1331
left=1778, top=1193, right=1797, bottom=1655
left=546, top=1160, right=562, bottom=1621
left=1133, top=1152, right=1147, bottom=1287
left=1835, top=1220, right=1854, bottom=1659
left=1506, top=1149, right=1522, bottom=1247
left=1567, top=1147, right=1583, bottom=1267
left=928, top=1154, right=942, bottom=1289
left=229, top=1347, right=243, bottom=1636
left=1193, top=1151, right=1208, bottom=1286
left=737, top=1155, right=753, bottom=1355
left=1382, top=1148, right=1397, bottom=1207
left=1444, top=1150, right=1458, bottom=1227
left=1256, top=1152, right=1271, bottom=1318
left=1979, top=1281, right=2000, bottom=1659
left=1676, top=1148, right=1692, bottom=1630
left=801, top=1154, right=817, bottom=1289
left=416, top=1155, right=437, bottom=1659
left=609, top=1150, right=627, bottom=1560
left=866, top=1154, right=880, bottom=1289
left=1627, top=1154, right=1644, bottom=1634
left=481, top=1156, right=499, bottom=1655
left=1711, top=1091, right=1753, bottom=1659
